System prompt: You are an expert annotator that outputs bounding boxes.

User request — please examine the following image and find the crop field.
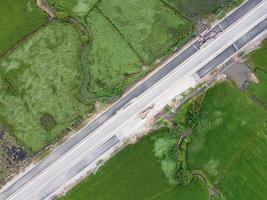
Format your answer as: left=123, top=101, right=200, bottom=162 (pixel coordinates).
left=60, top=129, right=208, bottom=200
left=248, top=39, right=267, bottom=104
left=219, top=132, right=267, bottom=199
left=188, top=82, right=267, bottom=181
left=0, top=22, right=90, bottom=153
left=162, top=0, right=243, bottom=21
left=184, top=82, right=267, bottom=199
left=0, top=0, right=47, bottom=56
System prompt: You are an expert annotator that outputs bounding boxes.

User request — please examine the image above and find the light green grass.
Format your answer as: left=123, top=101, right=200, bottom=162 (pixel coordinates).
left=0, top=22, right=89, bottom=153
left=47, top=0, right=98, bottom=17
left=162, top=0, right=243, bottom=21
left=84, top=9, right=143, bottom=98
left=99, top=0, right=193, bottom=64
left=0, top=0, right=47, bottom=56
left=60, top=129, right=208, bottom=200
left=188, top=82, right=267, bottom=182
left=248, top=39, right=267, bottom=104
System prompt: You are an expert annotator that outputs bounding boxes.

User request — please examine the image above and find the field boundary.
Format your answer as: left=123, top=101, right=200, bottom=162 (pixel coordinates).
left=0, top=18, right=51, bottom=60
left=95, top=6, right=145, bottom=64
left=160, top=0, right=192, bottom=23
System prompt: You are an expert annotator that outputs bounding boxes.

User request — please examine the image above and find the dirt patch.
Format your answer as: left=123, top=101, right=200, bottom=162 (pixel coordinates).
left=0, top=131, right=27, bottom=183
left=250, top=72, right=259, bottom=84
left=36, top=0, right=56, bottom=19
left=225, top=62, right=250, bottom=90
left=40, top=113, right=57, bottom=131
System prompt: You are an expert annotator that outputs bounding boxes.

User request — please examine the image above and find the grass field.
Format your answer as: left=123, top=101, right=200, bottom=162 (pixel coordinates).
left=99, top=0, right=193, bottom=64
left=248, top=39, right=267, bottom=104
left=60, top=129, right=208, bottom=200
left=84, top=9, right=143, bottom=98
left=0, top=22, right=89, bottom=153
left=0, top=0, right=47, bottom=56
left=163, top=0, right=243, bottom=20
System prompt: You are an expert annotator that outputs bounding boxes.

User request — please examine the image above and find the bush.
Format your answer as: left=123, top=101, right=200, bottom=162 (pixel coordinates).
left=176, top=169, right=192, bottom=185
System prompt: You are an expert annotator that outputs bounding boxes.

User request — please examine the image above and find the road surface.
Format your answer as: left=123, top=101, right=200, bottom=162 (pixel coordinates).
left=0, top=0, right=266, bottom=199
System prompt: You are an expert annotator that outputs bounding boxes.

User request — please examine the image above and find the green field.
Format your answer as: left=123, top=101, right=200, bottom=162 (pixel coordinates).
left=219, top=133, right=267, bottom=199
left=0, top=0, right=47, bottom=56
left=248, top=39, right=267, bottom=104
left=0, top=22, right=89, bottom=152
left=163, top=0, right=243, bottom=20
left=99, top=0, right=193, bottom=64
left=60, top=129, right=208, bottom=200
left=188, top=82, right=267, bottom=181
left=84, top=9, right=143, bottom=98
left=185, top=82, right=267, bottom=199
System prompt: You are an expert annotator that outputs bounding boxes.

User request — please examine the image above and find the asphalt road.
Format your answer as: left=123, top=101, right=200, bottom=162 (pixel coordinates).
left=0, top=0, right=266, bottom=199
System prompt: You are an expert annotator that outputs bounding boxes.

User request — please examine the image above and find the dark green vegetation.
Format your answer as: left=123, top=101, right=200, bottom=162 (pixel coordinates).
left=163, top=0, right=243, bottom=20
left=60, top=129, right=208, bottom=200
left=0, top=22, right=90, bottom=152
left=0, top=0, right=47, bottom=56
left=175, top=81, right=267, bottom=199
left=248, top=39, right=267, bottom=105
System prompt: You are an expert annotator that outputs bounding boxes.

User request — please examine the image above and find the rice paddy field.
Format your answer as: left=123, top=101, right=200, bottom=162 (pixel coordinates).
left=0, top=0, right=47, bottom=56
left=189, top=81, right=267, bottom=200
left=60, top=129, right=209, bottom=200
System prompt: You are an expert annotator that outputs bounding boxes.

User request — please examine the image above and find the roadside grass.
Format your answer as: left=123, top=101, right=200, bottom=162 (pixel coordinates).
left=0, top=0, right=47, bottom=56
left=98, top=0, right=193, bottom=64
left=0, top=22, right=90, bottom=153
left=187, top=82, right=267, bottom=182
left=162, top=0, right=243, bottom=21
left=84, top=9, right=143, bottom=99
left=60, top=129, right=208, bottom=200
left=248, top=39, right=267, bottom=104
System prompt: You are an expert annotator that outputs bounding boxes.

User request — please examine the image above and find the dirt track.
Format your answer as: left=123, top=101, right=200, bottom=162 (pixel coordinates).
left=36, top=0, right=55, bottom=19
